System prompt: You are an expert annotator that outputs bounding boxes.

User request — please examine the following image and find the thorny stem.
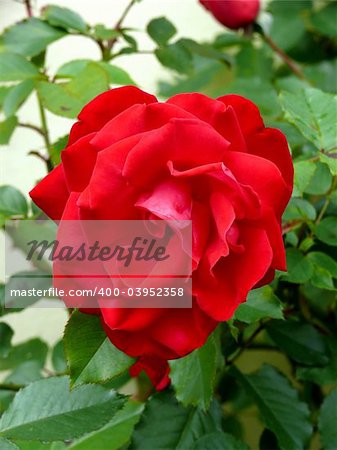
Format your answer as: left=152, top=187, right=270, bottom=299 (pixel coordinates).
left=263, top=33, right=308, bottom=82
left=107, top=0, right=137, bottom=50
left=23, top=0, right=32, bottom=17
left=36, top=92, right=53, bottom=173
left=315, top=176, right=337, bottom=224
left=226, top=321, right=266, bottom=365
left=18, top=122, right=45, bottom=137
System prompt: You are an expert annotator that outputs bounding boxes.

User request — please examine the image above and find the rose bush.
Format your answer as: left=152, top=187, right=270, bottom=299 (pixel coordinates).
left=30, top=85, right=293, bottom=388
left=199, top=0, right=260, bottom=30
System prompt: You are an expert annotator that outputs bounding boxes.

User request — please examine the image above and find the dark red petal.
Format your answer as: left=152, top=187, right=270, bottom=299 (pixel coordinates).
left=123, top=119, right=230, bottom=189
left=91, top=102, right=195, bottom=151
left=29, top=165, right=69, bottom=220
left=167, top=93, right=247, bottom=152
left=67, top=86, right=157, bottom=145
left=217, top=94, right=264, bottom=138
left=61, top=132, right=98, bottom=192
left=222, top=151, right=289, bottom=216
left=247, top=127, right=294, bottom=194
left=150, top=304, right=217, bottom=357
left=129, top=356, right=170, bottom=391
left=195, top=225, right=273, bottom=321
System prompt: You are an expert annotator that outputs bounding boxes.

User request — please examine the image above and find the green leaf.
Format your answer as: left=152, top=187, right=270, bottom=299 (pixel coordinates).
left=293, top=161, right=316, bottom=196
left=0, top=438, right=19, bottom=450
left=0, top=377, right=125, bottom=441
left=0, top=338, right=48, bottom=371
left=283, top=248, right=314, bottom=284
left=2, top=271, right=52, bottom=310
left=0, top=390, right=15, bottom=414
left=69, top=401, right=144, bottom=450
left=0, top=54, right=39, bottom=81
left=0, top=117, right=18, bottom=145
left=4, top=361, right=43, bottom=385
left=280, top=88, right=337, bottom=152
left=304, top=162, right=332, bottom=195
left=147, top=17, right=177, bottom=46
left=319, top=151, right=337, bottom=176
left=92, top=25, right=120, bottom=41
left=64, top=311, right=134, bottom=387
left=231, top=365, right=312, bottom=450
left=304, top=59, right=337, bottom=94
left=306, top=252, right=337, bottom=279
left=42, top=5, right=87, bottom=33
left=310, top=2, right=337, bottom=39
left=99, top=62, right=136, bottom=86
left=51, top=340, right=67, bottom=373
left=0, top=323, right=14, bottom=358
left=318, top=388, right=337, bottom=450
left=56, top=59, right=136, bottom=85
left=235, top=43, right=273, bottom=80
left=14, top=441, right=65, bottom=450
left=36, top=81, right=83, bottom=119
left=3, top=80, right=34, bottom=118
left=2, top=18, right=65, bottom=57
left=310, top=265, right=335, bottom=290
left=169, top=333, right=217, bottom=410
left=266, top=320, right=329, bottom=366
left=37, top=63, right=109, bottom=118
left=283, top=198, right=317, bottom=222
left=268, top=0, right=311, bottom=52
left=235, top=286, right=284, bottom=323
left=0, top=87, right=11, bottom=110
left=192, top=432, right=249, bottom=450
left=155, top=41, right=194, bottom=74
left=315, top=217, right=337, bottom=246
left=0, top=186, right=28, bottom=217
left=130, top=392, right=222, bottom=450
left=50, top=135, right=68, bottom=166
left=297, top=337, right=337, bottom=385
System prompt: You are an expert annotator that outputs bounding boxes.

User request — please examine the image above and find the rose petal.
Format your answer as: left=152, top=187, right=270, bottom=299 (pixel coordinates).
left=29, top=164, right=69, bottom=220
left=68, top=86, right=157, bottom=145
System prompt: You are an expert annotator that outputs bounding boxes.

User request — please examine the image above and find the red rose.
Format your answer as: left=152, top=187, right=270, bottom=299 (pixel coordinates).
left=200, top=0, right=260, bottom=30
left=30, top=86, right=293, bottom=388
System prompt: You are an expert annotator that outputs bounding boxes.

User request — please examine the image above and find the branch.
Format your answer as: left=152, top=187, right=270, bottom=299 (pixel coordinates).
left=18, top=122, right=45, bottom=137
left=263, top=33, right=308, bottom=82
left=107, top=0, right=137, bottom=50
left=36, top=92, right=53, bottom=173
left=23, top=0, right=32, bottom=17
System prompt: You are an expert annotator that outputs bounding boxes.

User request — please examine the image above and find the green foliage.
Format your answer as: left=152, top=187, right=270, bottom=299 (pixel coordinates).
left=130, top=392, right=224, bottom=450
left=266, top=320, right=329, bottom=366
left=232, top=365, right=312, bottom=450
left=1, top=18, right=65, bottom=57
left=169, top=333, right=218, bottom=410
left=68, top=401, right=144, bottom=450
left=0, top=377, right=125, bottom=441
left=64, top=311, right=134, bottom=387
left=42, top=6, right=88, bottom=33
left=234, top=286, right=284, bottom=323
left=147, top=17, right=177, bottom=46
left=280, top=88, right=337, bottom=152
left=0, top=186, right=28, bottom=217
left=318, top=388, right=337, bottom=450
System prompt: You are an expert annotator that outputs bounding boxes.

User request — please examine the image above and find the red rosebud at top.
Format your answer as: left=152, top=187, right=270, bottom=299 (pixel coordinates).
left=200, top=0, right=260, bottom=30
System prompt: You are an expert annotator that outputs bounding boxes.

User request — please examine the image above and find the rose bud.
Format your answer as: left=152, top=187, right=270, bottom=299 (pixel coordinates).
left=30, top=86, right=293, bottom=389
left=199, top=0, right=260, bottom=30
